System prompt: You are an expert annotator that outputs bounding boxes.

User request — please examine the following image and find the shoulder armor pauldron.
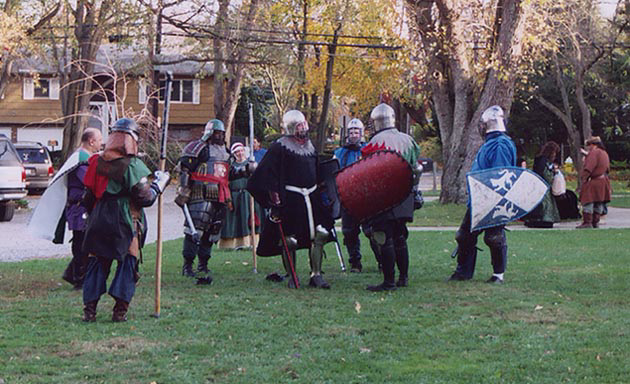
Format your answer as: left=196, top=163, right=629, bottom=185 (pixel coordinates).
left=183, top=140, right=207, bottom=158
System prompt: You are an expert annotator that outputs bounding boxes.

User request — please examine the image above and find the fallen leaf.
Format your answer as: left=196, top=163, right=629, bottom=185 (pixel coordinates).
left=354, top=301, right=361, bottom=314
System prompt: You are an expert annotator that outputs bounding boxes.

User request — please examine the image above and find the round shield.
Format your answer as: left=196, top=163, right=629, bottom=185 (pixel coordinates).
left=335, top=150, right=413, bottom=222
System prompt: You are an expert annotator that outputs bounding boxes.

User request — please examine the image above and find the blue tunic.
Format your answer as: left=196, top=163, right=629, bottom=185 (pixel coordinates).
left=333, top=143, right=365, bottom=168
left=471, top=131, right=517, bottom=172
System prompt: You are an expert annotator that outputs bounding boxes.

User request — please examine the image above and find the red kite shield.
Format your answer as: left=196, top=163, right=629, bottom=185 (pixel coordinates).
left=335, top=150, right=413, bottom=222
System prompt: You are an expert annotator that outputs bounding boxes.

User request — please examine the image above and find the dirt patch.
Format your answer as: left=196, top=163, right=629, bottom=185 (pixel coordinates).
left=55, top=337, right=162, bottom=358
left=0, top=279, right=62, bottom=300
left=501, top=306, right=583, bottom=325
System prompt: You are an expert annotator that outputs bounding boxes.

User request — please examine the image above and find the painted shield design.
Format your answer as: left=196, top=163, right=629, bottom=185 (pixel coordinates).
left=335, top=150, right=413, bottom=222
left=467, top=166, right=549, bottom=232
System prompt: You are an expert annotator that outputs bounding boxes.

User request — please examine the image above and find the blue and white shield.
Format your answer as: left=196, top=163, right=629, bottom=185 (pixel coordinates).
left=467, top=166, right=549, bottom=232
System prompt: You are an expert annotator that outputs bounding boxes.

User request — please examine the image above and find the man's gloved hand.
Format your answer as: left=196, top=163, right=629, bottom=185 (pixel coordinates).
left=269, top=204, right=282, bottom=223
left=174, top=186, right=191, bottom=207
left=151, top=170, right=171, bottom=194
left=246, top=161, right=258, bottom=174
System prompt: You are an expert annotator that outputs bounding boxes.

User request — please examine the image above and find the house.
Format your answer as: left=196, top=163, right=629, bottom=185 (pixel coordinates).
left=0, top=45, right=217, bottom=150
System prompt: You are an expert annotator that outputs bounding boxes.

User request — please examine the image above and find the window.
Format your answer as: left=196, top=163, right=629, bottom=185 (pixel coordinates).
left=34, top=79, right=50, bottom=98
left=23, top=76, right=59, bottom=100
left=138, top=78, right=200, bottom=104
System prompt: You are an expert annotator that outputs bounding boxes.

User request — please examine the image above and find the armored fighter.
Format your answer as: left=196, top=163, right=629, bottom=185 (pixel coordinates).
left=448, top=105, right=517, bottom=284
left=81, top=118, right=170, bottom=322
left=361, top=103, right=421, bottom=291
left=332, top=118, right=378, bottom=273
left=175, top=119, right=254, bottom=284
left=247, top=110, right=334, bottom=289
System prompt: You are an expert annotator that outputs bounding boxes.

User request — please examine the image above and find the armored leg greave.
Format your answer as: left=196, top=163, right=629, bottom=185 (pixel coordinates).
left=395, top=243, right=409, bottom=287
left=309, top=225, right=329, bottom=275
left=282, top=249, right=298, bottom=288
left=484, top=227, right=507, bottom=274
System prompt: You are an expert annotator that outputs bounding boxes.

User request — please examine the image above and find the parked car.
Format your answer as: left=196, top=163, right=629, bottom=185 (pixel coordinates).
left=0, top=134, right=27, bottom=221
left=417, top=157, right=434, bottom=173
left=14, top=141, right=54, bottom=194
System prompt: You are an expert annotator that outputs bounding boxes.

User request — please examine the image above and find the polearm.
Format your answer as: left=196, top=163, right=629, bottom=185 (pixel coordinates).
left=153, top=71, right=173, bottom=318
left=248, top=103, right=257, bottom=273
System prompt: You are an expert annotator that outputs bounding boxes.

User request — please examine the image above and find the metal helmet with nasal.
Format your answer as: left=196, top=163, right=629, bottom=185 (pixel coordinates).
left=283, top=110, right=309, bottom=140
left=479, top=105, right=506, bottom=136
left=346, top=118, right=364, bottom=145
left=202, top=119, right=226, bottom=144
left=111, top=117, right=140, bottom=141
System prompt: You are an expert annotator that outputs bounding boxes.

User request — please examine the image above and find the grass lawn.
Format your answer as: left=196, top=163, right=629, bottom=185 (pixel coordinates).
left=609, top=196, right=630, bottom=208
left=411, top=201, right=466, bottom=227
left=1, top=230, right=629, bottom=383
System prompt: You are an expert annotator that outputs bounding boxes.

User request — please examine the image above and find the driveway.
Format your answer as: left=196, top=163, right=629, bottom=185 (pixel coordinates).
left=0, top=187, right=184, bottom=262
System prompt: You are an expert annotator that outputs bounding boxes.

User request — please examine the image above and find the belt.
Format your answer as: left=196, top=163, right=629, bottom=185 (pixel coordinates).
left=285, top=184, right=317, bottom=240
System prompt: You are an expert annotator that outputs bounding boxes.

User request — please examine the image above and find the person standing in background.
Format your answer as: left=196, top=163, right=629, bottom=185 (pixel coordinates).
left=524, top=141, right=561, bottom=228
left=61, top=128, right=103, bottom=289
left=576, top=136, right=612, bottom=228
left=220, top=142, right=259, bottom=250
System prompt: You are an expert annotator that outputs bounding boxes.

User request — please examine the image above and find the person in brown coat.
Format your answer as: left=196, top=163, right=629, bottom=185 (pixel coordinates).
left=577, top=136, right=612, bottom=228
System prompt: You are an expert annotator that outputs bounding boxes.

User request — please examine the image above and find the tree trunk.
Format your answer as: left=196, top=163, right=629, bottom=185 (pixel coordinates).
left=213, top=0, right=259, bottom=141
left=316, top=26, right=340, bottom=152
left=60, top=0, right=112, bottom=161
left=409, top=0, right=528, bottom=203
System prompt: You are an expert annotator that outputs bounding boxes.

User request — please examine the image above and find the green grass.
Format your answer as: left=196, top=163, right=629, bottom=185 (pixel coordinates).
left=1, top=230, right=629, bottom=383
left=609, top=195, right=630, bottom=208
left=411, top=201, right=465, bottom=226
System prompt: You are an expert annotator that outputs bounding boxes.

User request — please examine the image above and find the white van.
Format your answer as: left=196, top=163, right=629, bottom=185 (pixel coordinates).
left=0, top=134, right=27, bottom=221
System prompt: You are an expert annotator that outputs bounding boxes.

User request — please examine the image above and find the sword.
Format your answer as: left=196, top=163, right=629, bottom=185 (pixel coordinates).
left=276, top=219, right=300, bottom=289
left=183, top=203, right=201, bottom=245
left=330, top=227, right=346, bottom=272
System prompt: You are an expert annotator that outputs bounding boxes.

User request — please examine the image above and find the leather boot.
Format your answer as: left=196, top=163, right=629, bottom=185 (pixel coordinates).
left=283, top=250, right=299, bottom=289
left=197, top=254, right=210, bottom=274
left=82, top=300, right=98, bottom=322
left=592, top=213, right=601, bottom=228
left=112, top=299, right=129, bottom=322
left=182, top=260, right=195, bottom=277
left=367, top=242, right=397, bottom=292
left=576, top=212, right=593, bottom=229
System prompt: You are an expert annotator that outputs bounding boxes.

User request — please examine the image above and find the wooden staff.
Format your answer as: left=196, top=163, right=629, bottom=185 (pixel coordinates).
left=153, top=71, right=173, bottom=318
left=248, top=103, right=257, bottom=273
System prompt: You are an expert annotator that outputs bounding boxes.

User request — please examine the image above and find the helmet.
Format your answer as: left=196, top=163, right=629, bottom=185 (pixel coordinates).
left=282, top=110, right=309, bottom=138
left=370, top=103, right=396, bottom=131
left=346, top=118, right=364, bottom=145
left=111, top=117, right=139, bottom=141
left=202, top=119, right=226, bottom=141
left=480, top=105, right=506, bottom=134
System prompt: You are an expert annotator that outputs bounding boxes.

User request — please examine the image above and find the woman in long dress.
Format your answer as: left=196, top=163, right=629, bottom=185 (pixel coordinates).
left=524, top=141, right=561, bottom=228
left=219, top=142, right=259, bottom=249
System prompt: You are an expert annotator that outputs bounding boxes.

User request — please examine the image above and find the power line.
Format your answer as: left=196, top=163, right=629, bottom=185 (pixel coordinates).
left=160, top=31, right=402, bottom=50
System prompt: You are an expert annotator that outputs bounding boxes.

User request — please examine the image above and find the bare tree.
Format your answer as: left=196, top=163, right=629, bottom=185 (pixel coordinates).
left=53, top=0, right=119, bottom=161
left=0, top=1, right=60, bottom=100
left=405, top=0, right=530, bottom=203
left=535, top=0, right=627, bottom=187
